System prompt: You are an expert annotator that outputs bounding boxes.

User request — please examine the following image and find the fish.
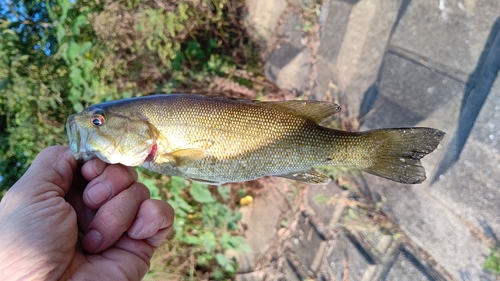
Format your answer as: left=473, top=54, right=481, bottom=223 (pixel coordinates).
left=66, top=94, right=445, bottom=185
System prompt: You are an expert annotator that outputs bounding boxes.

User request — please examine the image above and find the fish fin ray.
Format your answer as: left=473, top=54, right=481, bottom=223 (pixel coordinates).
left=258, top=100, right=340, bottom=124
left=169, top=148, right=208, bottom=166
left=360, top=128, right=445, bottom=184
left=278, top=168, right=331, bottom=185
left=167, top=139, right=215, bottom=165
left=189, top=177, right=224, bottom=185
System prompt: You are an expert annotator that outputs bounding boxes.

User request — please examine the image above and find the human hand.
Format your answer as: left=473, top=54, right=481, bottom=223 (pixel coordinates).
left=0, top=146, right=174, bottom=280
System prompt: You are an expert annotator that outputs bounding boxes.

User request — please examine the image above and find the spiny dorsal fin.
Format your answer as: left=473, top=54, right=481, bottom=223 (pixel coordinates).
left=258, top=100, right=340, bottom=124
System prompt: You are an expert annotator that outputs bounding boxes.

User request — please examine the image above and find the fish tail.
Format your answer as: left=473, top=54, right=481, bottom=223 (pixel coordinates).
left=359, top=128, right=445, bottom=184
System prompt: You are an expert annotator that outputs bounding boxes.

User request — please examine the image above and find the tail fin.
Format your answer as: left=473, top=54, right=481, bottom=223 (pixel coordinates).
left=362, top=128, right=445, bottom=184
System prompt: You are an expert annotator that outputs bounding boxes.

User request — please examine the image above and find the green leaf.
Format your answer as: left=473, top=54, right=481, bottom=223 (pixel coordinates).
left=69, top=87, right=81, bottom=102
left=183, top=235, right=201, bottom=245
left=69, top=65, right=82, bottom=86
left=46, top=0, right=57, bottom=21
left=137, top=171, right=162, bottom=200
left=68, top=41, right=80, bottom=62
left=217, top=185, right=231, bottom=200
left=484, top=247, right=500, bottom=274
left=73, top=102, right=84, bottom=113
left=80, top=41, right=92, bottom=55
left=71, top=15, right=88, bottom=35
left=215, top=253, right=235, bottom=273
left=82, top=59, right=95, bottom=81
left=166, top=12, right=176, bottom=36
left=57, top=0, right=71, bottom=13
left=169, top=194, right=193, bottom=214
left=189, top=182, right=215, bottom=203
left=201, top=231, right=217, bottom=253
left=170, top=176, right=186, bottom=190
left=196, top=253, right=214, bottom=266
left=179, top=3, right=189, bottom=21
left=221, top=232, right=232, bottom=249
left=56, top=24, right=66, bottom=44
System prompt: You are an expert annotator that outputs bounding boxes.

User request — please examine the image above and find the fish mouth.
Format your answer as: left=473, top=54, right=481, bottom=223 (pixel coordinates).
left=66, top=114, right=93, bottom=163
left=66, top=114, right=81, bottom=159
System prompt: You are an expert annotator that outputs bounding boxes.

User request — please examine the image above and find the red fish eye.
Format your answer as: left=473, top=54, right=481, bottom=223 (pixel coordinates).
left=90, top=115, right=105, bottom=126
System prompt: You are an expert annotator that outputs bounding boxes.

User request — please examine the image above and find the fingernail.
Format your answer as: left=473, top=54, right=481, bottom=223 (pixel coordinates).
left=83, top=229, right=102, bottom=252
left=87, top=182, right=112, bottom=205
left=128, top=218, right=144, bottom=238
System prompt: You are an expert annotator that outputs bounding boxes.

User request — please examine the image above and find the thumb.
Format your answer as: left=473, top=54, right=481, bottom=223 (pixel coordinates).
left=8, top=146, right=77, bottom=202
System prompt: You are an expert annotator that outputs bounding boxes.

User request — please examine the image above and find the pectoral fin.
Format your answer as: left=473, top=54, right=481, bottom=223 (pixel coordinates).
left=167, top=139, right=214, bottom=166
left=169, top=148, right=208, bottom=166
left=278, top=168, right=331, bottom=185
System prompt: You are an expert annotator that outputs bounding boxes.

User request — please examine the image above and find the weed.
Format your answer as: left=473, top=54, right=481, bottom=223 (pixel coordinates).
left=484, top=247, right=500, bottom=275
left=137, top=168, right=251, bottom=279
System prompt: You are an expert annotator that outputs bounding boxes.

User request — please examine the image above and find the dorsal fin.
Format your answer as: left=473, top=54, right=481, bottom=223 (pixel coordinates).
left=193, top=94, right=340, bottom=123
left=256, top=100, right=340, bottom=124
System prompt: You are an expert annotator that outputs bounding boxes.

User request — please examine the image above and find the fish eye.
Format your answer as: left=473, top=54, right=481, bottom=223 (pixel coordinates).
left=90, top=115, right=105, bottom=127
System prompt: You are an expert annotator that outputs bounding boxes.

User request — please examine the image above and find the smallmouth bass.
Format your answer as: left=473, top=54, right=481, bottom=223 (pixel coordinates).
left=66, top=94, right=445, bottom=185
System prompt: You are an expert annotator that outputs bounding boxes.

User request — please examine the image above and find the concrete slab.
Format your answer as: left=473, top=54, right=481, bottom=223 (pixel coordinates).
left=390, top=0, right=500, bottom=75
left=315, top=0, right=401, bottom=116
left=362, top=174, right=495, bottom=280
left=290, top=212, right=326, bottom=273
left=430, top=76, right=500, bottom=240
left=234, top=271, right=265, bottom=281
left=240, top=181, right=292, bottom=255
left=383, top=249, right=434, bottom=281
left=305, top=182, right=344, bottom=226
left=267, top=48, right=312, bottom=94
left=327, top=232, right=376, bottom=281
left=265, top=12, right=313, bottom=94
left=361, top=52, right=463, bottom=129
left=282, top=259, right=301, bottom=281
left=244, top=0, right=287, bottom=47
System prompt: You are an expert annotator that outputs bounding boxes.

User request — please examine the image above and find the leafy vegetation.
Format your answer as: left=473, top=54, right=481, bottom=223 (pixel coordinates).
left=1, top=0, right=263, bottom=191
left=139, top=170, right=251, bottom=279
left=1, top=0, right=264, bottom=278
left=484, top=247, right=500, bottom=275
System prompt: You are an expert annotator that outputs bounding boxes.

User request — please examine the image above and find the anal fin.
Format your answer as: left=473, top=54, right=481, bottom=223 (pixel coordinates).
left=278, top=168, right=331, bottom=185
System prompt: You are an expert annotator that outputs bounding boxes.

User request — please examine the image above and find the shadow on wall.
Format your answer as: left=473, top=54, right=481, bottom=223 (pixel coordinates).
left=358, top=0, right=412, bottom=120
left=431, top=17, right=500, bottom=183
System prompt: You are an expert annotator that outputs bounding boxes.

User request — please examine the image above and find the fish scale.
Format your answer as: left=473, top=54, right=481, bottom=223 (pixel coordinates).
left=66, top=94, right=445, bottom=185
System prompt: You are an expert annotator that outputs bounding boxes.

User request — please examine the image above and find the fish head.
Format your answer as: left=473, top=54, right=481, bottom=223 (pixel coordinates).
left=66, top=106, right=157, bottom=166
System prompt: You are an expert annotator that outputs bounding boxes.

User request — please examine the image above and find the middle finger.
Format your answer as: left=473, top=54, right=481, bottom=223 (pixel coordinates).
left=83, top=164, right=138, bottom=209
